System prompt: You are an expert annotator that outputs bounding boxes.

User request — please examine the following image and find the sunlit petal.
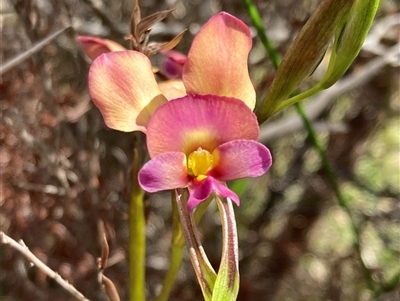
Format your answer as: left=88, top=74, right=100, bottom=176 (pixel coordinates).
left=187, top=176, right=239, bottom=211
left=138, top=152, right=189, bottom=192
left=210, top=140, right=272, bottom=180
left=89, top=51, right=167, bottom=132
left=77, top=36, right=126, bottom=61
left=146, top=94, right=259, bottom=157
left=182, top=12, right=256, bottom=109
left=158, top=80, right=187, bottom=100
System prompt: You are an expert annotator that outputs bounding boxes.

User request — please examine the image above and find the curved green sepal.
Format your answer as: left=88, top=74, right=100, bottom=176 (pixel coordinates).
left=156, top=194, right=213, bottom=301
left=174, top=189, right=217, bottom=301
left=211, top=197, right=240, bottom=301
left=322, top=0, right=380, bottom=87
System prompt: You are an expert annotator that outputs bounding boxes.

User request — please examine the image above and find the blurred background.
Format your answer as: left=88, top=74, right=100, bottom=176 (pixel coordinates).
left=1, top=0, right=399, bottom=300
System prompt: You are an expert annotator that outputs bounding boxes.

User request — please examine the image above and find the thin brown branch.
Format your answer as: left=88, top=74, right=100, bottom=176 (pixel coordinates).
left=1, top=26, right=71, bottom=75
left=95, top=221, right=121, bottom=301
left=0, top=231, right=90, bottom=301
left=97, top=220, right=109, bottom=270
left=101, top=275, right=121, bottom=301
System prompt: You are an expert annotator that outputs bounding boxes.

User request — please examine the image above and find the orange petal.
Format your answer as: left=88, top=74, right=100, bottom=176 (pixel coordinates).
left=158, top=80, right=187, bottom=100
left=77, top=36, right=126, bottom=61
left=182, top=12, right=256, bottom=110
left=89, top=51, right=167, bottom=132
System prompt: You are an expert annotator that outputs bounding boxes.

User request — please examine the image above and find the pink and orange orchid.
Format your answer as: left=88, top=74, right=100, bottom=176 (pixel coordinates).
left=88, top=12, right=272, bottom=210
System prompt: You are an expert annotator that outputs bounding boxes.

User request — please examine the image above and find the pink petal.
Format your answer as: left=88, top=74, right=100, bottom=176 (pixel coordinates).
left=188, top=176, right=239, bottom=211
left=138, top=152, right=189, bottom=192
left=210, top=140, right=272, bottom=181
left=161, top=50, right=187, bottom=79
left=146, top=94, right=259, bottom=157
left=158, top=80, right=187, bottom=100
left=182, top=12, right=256, bottom=110
left=77, top=36, right=126, bottom=61
left=89, top=51, right=167, bottom=132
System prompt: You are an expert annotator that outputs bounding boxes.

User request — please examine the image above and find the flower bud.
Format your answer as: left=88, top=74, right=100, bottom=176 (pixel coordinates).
left=256, top=0, right=354, bottom=124
left=321, top=0, right=380, bottom=87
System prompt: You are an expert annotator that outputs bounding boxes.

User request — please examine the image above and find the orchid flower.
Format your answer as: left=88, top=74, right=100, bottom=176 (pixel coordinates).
left=88, top=12, right=272, bottom=210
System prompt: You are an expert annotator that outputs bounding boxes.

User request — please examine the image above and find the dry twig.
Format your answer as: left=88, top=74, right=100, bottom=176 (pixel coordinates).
left=1, top=26, right=71, bottom=75
left=96, top=220, right=121, bottom=301
left=0, top=231, right=90, bottom=301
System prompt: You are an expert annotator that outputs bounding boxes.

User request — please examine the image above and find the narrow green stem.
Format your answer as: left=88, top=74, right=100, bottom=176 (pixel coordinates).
left=156, top=194, right=185, bottom=301
left=373, top=269, right=400, bottom=298
left=273, top=84, right=324, bottom=114
left=129, top=149, right=146, bottom=301
left=243, top=0, right=376, bottom=293
left=155, top=243, right=184, bottom=301
left=294, top=103, right=375, bottom=291
left=158, top=243, right=184, bottom=298
left=242, top=0, right=280, bottom=70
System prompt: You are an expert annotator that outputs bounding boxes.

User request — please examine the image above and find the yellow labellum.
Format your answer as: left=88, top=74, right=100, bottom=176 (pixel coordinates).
left=187, top=148, right=215, bottom=177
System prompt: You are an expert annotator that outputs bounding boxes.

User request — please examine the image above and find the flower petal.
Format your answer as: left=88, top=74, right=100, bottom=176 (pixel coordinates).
left=89, top=51, right=167, bottom=132
left=77, top=36, right=126, bottom=61
left=188, top=176, right=239, bottom=211
left=161, top=50, right=187, bottom=79
left=210, top=140, right=272, bottom=181
left=138, top=152, right=189, bottom=192
left=158, top=80, right=187, bottom=100
left=182, top=12, right=256, bottom=109
left=146, top=94, right=259, bottom=157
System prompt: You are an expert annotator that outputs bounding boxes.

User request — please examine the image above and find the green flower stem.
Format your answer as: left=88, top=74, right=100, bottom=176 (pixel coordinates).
left=243, top=0, right=376, bottom=293
left=156, top=243, right=184, bottom=299
left=294, top=103, right=375, bottom=291
left=273, top=84, right=324, bottom=114
left=129, top=149, right=146, bottom=301
left=374, top=269, right=400, bottom=298
left=242, top=0, right=280, bottom=70
left=155, top=196, right=185, bottom=301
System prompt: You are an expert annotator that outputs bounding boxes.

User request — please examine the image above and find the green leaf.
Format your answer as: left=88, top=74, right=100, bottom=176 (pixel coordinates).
left=272, top=0, right=380, bottom=114
left=256, top=0, right=355, bottom=124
